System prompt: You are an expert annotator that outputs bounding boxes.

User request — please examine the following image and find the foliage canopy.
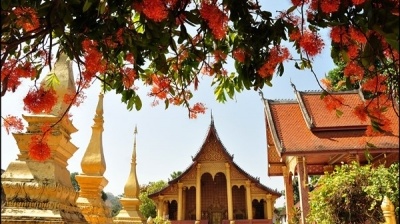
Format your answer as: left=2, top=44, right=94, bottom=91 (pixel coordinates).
left=1, top=0, right=399, bottom=160
left=308, top=162, right=399, bottom=224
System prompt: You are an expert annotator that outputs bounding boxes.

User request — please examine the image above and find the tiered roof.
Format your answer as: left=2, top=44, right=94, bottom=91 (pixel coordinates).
left=264, top=89, right=399, bottom=176
left=150, top=118, right=281, bottom=197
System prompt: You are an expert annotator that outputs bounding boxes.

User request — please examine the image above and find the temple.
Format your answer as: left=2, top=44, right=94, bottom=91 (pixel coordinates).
left=148, top=117, right=281, bottom=224
left=263, top=89, right=399, bottom=223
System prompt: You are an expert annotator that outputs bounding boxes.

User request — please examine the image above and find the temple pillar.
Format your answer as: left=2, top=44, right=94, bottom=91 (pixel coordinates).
left=263, top=200, right=268, bottom=219
left=245, top=180, right=252, bottom=220
left=297, top=157, right=309, bottom=224
left=157, top=196, right=164, bottom=217
left=282, top=166, right=294, bottom=222
left=182, top=188, right=187, bottom=220
left=195, top=163, right=202, bottom=223
left=177, top=182, right=183, bottom=220
left=225, top=163, right=234, bottom=221
left=266, top=194, right=273, bottom=219
left=164, top=201, right=169, bottom=219
left=1, top=54, right=86, bottom=223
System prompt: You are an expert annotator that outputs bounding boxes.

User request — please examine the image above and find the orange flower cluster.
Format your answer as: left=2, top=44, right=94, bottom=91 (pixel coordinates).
left=351, top=0, right=366, bottom=6
left=201, top=64, right=215, bottom=76
left=322, top=95, right=344, bottom=111
left=126, top=53, right=135, bottom=64
left=232, top=48, right=246, bottom=63
left=308, top=0, right=366, bottom=13
left=14, top=7, right=40, bottom=32
left=291, top=0, right=307, bottom=7
left=150, top=74, right=171, bottom=99
left=353, top=104, right=368, bottom=121
left=343, top=61, right=364, bottom=83
left=330, top=26, right=367, bottom=60
left=362, top=74, right=387, bottom=93
left=82, top=39, right=106, bottom=84
left=142, top=0, right=169, bottom=22
left=257, top=47, right=290, bottom=79
left=364, top=95, right=392, bottom=136
left=299, top=30, right=324, bottom=57
left=122, top=67, right=137, bottom=89
left=23, top=87, right=57, bottom=114
left=213, top=50, right=227, bottom=62
left=29, top=135, right=51, bottom=161
left=2, top=115, right=24, bottom=134
left=189, top=102, right=207, bottom=119
left=1, top=59, right=37, bottom=93
left=63, top=91, right=86, bottom=107
left=199, top=2, right=229, bottom=40
left=319, top=0, right=340, bottom=13
left=320, top=78, right=332, bottom=90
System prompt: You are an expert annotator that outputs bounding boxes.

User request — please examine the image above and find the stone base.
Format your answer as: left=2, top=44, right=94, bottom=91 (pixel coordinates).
left=1, top=206, right=86, bottom=223
left=113, top=209, right=145, bottom=224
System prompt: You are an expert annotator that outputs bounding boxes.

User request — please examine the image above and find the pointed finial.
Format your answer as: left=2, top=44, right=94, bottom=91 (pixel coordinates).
left=290, top=79, right=297, bottom=92
left=132, top=125, right=138, bottom=161
left=211, top=110, right=214, bottom=125
left=258, top=89, right=266, bottom=100
left=81, top=92, right=106, bottom=175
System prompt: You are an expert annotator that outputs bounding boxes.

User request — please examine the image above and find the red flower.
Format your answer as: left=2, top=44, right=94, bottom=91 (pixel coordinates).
left=233, top=48, right=246, bottom=63
left=23, top=87, right=58, bottom=114
left=189, top=103, right=206, bottom=119
left=257, top=46, right=290, bottom=79
left=29, top=135, right=51, bottom=161
left=14, top=7, right=40, bottom=32
left=299, top=30, right=324, bottom=56
left=320, top=0, right=340, bottom=13
left=142, top=0, right=168, bottom=22
left=199, top=2, right=228, bottom=40
left=2, top=115, right=24, bottom=134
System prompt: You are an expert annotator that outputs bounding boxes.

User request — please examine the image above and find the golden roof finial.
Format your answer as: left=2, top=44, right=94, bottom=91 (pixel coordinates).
left=124, top=125, right=140, bottom=198
left=80, top=93, right=106, bottom=175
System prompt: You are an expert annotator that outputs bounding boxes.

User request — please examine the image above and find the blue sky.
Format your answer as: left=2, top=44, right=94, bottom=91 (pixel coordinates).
left=1, top=1, right=335, bottom=207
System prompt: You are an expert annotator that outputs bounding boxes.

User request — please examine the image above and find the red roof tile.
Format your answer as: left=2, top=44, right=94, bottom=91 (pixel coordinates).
left=297, top=91, right=369, bottom=130
left=264, top=91, right=399, bottom=154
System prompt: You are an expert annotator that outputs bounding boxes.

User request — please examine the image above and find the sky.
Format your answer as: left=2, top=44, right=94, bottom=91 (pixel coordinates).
left=0, top=1, right=336, bottom=207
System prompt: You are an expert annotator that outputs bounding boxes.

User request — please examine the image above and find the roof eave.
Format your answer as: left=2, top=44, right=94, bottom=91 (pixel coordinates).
left=263, top=99, right=284, bottom=156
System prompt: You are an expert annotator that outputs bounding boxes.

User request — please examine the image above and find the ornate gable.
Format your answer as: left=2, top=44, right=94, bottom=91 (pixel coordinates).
left=192, top=118, right=233, bottom=163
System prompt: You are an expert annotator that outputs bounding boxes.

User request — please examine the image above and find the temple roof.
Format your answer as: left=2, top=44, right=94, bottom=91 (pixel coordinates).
left=265, top=90, right=399, bottom=154
left=150, top=118, right=281, bottom=197
left=264, top=89, right=399, bottom=176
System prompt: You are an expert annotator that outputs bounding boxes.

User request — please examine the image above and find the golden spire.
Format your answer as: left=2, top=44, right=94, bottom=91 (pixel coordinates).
left=80, top=93, right=106, bottom=176
left=124, top=125, right=140, bottom=198
left=41, top=53, right=76, bottom=116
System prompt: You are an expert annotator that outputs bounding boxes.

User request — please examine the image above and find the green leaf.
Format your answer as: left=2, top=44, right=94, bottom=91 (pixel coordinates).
left=294, top=62, right=300, bottom=70
left=286, top=5, right=297, bottom=14
left=1, top=0, right=11, bottom=9
left=164, top=98, right=169, bottom=109
left=82, top=0, right=93, bottom=12
left=98, top=1, right=106, bottom=14
left=265, top=79, right=272, bottom=87
left=335, top=109, right=343, bottom=118
left=45, top=72, right=60, bottom=87
left=185, top=10, right=201, bottom=26
left=366, top=142, right=377, bottom=148
left=383, top=33, right=399, bottom=51
left=133, top=13, right=145, bottom=34
left=320, top=91, right=328, bottom=99
left=135, top=95, right=142, bottom=110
